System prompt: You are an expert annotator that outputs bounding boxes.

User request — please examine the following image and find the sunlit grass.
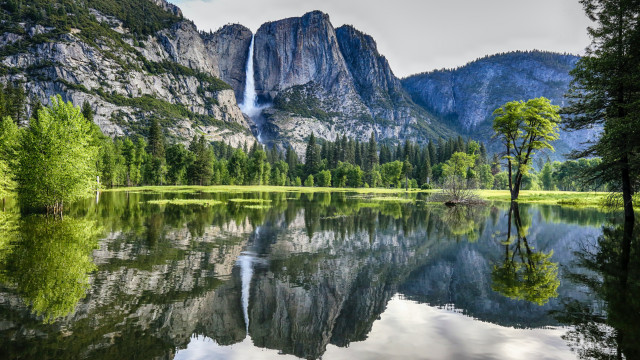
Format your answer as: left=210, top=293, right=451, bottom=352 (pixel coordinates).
left=228, top=198, right=273, bottom=203
left=242, top=204, right=272, bottom=210
left=146, top=199, right=224, bottom=206
left=474, top=190, right=609, bottom=206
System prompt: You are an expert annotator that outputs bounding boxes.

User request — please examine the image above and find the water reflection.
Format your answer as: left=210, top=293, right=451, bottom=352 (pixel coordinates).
left=0, top=191, right=625, bottom=360
left=491, top=203, right=560, bottom=305
left=0, top=216, right=100, bottom=323
left=555, top=217, right=640, bottom=359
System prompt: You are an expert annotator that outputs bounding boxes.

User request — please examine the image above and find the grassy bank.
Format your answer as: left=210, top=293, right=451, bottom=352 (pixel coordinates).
left=102, top=185, right=616, bottom=206
left=102, top=185, right=432, bottom=195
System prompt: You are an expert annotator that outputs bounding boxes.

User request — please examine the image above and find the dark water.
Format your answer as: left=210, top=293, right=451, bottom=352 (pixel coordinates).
left=0, top=190, right=638, bottom=360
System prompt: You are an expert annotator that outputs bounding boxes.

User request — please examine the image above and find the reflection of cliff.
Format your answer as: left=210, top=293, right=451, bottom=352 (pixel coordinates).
left=0, top=206, right=252, bottom=360
left=399, top=205, right=601, bottom=328
left=245, top=209, right=435, bottom=359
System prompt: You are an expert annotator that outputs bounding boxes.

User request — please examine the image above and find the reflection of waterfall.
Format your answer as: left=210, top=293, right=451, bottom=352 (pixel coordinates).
left=238, top=252, right=254, bottom=334
left=239, top=35, right=268, bottom=144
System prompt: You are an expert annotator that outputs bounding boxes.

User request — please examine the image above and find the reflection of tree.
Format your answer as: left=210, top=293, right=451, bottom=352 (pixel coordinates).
left=491, top=203, right=560, bottom=305
left=555, top=217, right=640, bottom=359
left=1, top=216, right=100, bottom=323
left=440, top=205, right=488, bottom=241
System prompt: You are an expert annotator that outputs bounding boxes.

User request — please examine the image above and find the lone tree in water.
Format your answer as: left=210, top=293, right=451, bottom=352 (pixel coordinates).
left=17, top=96, right=98, bottom=214
left=492, top=97, right=560, bottom=201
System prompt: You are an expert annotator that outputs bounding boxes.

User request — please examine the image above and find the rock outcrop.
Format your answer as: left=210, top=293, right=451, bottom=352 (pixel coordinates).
left=0, top=1, right=255, bottom=147
left=203, top=24, right=253, bottom=101
left=251, top=11, right=452, bottom=153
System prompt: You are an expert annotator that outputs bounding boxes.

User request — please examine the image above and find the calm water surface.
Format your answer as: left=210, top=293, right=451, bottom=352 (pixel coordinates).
left=0, top=190, right=638, bottom=359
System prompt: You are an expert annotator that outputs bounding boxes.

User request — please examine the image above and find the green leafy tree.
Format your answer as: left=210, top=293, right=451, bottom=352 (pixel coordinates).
left=540, top=161, right=555, bottom=190
left=17, top=96, right=99, bottom=213
left=402, top=158, right=413, bottom=190
left=365, top=132, right=379, bottom=171
left=248, top=145, right=267, bottom=185
left=493, top=97, right=560, bottom=201
left=0, top=116, right=20, bottom=200
left=304, top=174, right=314, bottom=187
left=441, top=152, right=476, bottom=202
left=165, top=144, right=193, bottom=185
left=315, top=170, right=332, bottom=187
left=380, top=161, right=403, bottom=188
left=478, top=164, right=494, bottom=190
left=563, top=0, right=640, bottom=225
left=228, top=148, right=248, bottom=185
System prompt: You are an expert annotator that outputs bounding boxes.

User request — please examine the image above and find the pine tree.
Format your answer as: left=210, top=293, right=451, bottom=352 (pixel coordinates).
left=305, top=133, right=320, bottom=177
left=563, top=0, right=640, bottom=224
left=365, top=132, right=378, bottom=171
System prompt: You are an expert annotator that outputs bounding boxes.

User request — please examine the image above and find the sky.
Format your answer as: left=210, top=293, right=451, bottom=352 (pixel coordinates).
left=169, top=0, right=592, bottom=78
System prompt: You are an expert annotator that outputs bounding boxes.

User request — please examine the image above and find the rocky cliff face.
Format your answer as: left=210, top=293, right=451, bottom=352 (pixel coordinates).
left=402, top=51, right=599, bottom=156
left=0, top=0, right=255, bottom=147
left=203, top=24, right=253, bottom=101
left=250, top=11, right=452, bottom=154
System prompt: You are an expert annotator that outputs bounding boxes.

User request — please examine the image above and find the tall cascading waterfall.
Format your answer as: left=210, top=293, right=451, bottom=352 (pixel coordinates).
left=239, top=35, right=266, bottom=143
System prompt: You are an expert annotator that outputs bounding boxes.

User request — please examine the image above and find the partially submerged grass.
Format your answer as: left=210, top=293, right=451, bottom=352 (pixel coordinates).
left=242, top=204, right=272, bottom=210
left=228, top=198, right=272, bottom=203
left=474, top=190, right=609, bottom=207
left=147, top=199, right=224, bottom=206
left=367, top=196, right=415, bottom=203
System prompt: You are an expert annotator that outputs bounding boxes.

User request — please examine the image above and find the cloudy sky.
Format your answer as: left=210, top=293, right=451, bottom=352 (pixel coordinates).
left=169, top=0, right=592, bottom=77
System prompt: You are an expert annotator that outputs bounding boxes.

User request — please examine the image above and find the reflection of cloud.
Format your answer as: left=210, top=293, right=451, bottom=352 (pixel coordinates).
left=175, top=295, right=574, bottom=360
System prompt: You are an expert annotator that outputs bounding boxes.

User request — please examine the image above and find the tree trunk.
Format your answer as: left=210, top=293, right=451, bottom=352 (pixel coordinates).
left=621, top=155, right=635, bottom=225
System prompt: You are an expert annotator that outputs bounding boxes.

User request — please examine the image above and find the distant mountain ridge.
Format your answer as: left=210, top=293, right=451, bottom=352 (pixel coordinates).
left=401, top=51, right=599, bottom=156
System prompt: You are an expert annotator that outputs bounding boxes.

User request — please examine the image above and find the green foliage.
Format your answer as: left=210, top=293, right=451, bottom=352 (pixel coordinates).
left=491, top=249, right=560, bottom=305
left=0, top=116, right=20, bottom=198
left=315, top=170, right=332, bottom=187
left=1, top=216, right=100, bottom=323
left=273, top=84, right=334, bottom=121
left=491, top=204, right=560, bottom=305
left=87, top=0, right=182, bottom=38
left=563, top=1, right=640, bottom=217
left=540, top=161, right=555, bottom=190
left=17, top=96, right=99, bottom=213
left=304, top=174, right=315, bottom=187
left=493, top=97, right=560, bottom=200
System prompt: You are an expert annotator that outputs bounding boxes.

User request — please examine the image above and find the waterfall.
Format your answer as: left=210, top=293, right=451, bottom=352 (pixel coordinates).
left=240, top=35, right=267, bottom=143
left=240, top=35, right=260, bottom=118
left=238, top=253, right=254, bottom=334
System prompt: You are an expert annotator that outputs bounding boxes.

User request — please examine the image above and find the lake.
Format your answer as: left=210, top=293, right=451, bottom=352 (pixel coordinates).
left=0, top=190, right=638, bottom=359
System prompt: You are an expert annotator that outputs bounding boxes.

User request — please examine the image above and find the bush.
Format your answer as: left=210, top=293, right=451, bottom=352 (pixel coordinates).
left=304, top=175, right=314, bottom=187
